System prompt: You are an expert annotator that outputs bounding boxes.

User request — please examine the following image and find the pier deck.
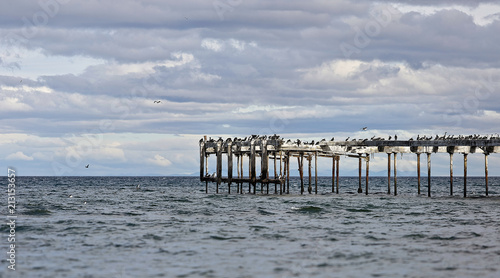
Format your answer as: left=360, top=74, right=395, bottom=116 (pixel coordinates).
left=200, top=135, right=500, bottom=197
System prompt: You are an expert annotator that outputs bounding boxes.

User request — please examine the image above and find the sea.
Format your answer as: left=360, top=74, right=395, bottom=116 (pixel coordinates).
left=1, top=176, right=500, bottom=278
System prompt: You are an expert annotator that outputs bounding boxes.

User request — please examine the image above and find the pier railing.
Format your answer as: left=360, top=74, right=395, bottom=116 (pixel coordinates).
left=200, top=136, right=500, bottom=197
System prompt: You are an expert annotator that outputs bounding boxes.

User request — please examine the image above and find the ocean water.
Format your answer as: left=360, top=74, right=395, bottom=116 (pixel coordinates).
left=1, top=176, right=500, bottom=278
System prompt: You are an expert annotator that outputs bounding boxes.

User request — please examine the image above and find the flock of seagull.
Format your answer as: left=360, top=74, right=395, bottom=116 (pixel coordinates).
left=203, top=132, right=500, bottom=146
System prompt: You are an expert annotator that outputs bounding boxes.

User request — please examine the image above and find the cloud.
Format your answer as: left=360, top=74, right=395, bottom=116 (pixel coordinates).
left=6, top=151, right=33, bottom=161
left=1, top=0, right=500, bottom=175
left=148, top=154, right=172, bottom=167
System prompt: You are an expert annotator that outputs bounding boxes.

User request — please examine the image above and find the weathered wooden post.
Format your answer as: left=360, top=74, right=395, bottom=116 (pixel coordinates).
left=216, top=139, right=223, bottom=194
left=279, top=150, right=283, bottom=195
left=358, top=155, right=363, bottom=193
left=332, top=155, right=335, bottom=193
left=274, top=151, right=278, bottom=194
left=394, top=152, right=397, bottom=196
left=336, top=156, right=340, bottom=194
left=199, top=138, right=207, bottom=193
left=485, top=153, right=489, bottom=196
left=236, top=154, right=240, bottom=194
left=315, top=151, right=318, bottom=195
left=240, top=153, right=244, bottom=194
left=261, top=139, right=269, bottom=195
left=417, top=153, right=421, bottom=195
left=228, top=140, right=233, bottom=194
left=365, top=154, right=369, bottom=195
left=427, top=153, right=431, bottom=197
left=387, top=153, right=391, bottom=194
left=308, top=155, right=312, bottom=194
left=250, top=139, right=256, bottom=194
left=299, top=153, right=304, bottom=194
left=286, top=152, right=290, bottom=194
left=464, top=153, right=468, bottom=198
left=248, top=152, right=252, bottom=193
left=449, top=152, right=453, bottom=196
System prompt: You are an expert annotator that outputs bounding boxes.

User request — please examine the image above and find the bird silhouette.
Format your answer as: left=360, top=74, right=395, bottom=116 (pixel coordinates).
left=85, top=164, right=89, bottom=168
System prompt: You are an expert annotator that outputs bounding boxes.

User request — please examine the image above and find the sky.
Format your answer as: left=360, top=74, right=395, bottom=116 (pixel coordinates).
left=1, top=0, right=500, bottom=177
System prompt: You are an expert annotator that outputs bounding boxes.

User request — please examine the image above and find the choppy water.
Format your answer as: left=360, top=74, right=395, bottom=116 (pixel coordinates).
left=2, top=176, right=500, bottom=278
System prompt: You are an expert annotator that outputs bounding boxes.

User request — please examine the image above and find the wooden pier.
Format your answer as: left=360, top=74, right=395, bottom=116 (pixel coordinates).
left=200, top=135, right=500, bottom=197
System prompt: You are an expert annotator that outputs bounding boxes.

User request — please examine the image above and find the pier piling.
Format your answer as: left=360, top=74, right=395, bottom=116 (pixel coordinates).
left=417, top=153, right=421, bottom=195
left=449, top=152, right=453, bottom=196
left=464, top=153, right=468, bottom=198
left=427, top=153, right=431, bottom=197
left=394, top=153, right=397, bottom=196
left=387, top=153, right=391, bottom=195
left=358, top=155, right=363, bottom=193
left=485, top=154, right=489, bottom=196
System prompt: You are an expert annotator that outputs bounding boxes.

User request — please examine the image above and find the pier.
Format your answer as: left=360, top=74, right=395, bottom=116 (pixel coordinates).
left=199, top=135, right=500, bottom=197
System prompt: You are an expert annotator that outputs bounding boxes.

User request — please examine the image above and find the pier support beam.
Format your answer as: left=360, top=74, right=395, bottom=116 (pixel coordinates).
left=308, top=155, right=312, bottom=194
left=286, top=153, right=290, bottom=194
left=299, top=153, right=304, bottom=194
left=250, top=140, right=256, bottom=194
left=387, top=153, right=391, bottom=195
left=200, top=139, right=207, bottom=193
left=228, top=140, right=233, bottom=194
left=394, top=153, right=397, bottom=196
left=274, top=152, right=277, bottom=194
left=427, top=153, right=431, bottom=197
left=449, top=153, right=453, bottom=196
left=332, top=156, right=335, bottom=193
left=236, top=154, right=240, bottom=194
left=279, top=151, right=283, bottom=195
left=358, top=155, right=363, bottom=193
left=464, top=153, right=468, bottom=198
left=261, top=139, right=269, bottom=195
left=336, top=156, right=340, bottom=194
left=485, top=154, right=489, bottom=196
left=216, top=139, right=223, bottom=194
left=240, top=154, right=244, bottom=194
left=365, top=155, right=369, bottom=195
left=417, top=153, right=421, bottom=195
left=315, top=151, right=318, bottom=194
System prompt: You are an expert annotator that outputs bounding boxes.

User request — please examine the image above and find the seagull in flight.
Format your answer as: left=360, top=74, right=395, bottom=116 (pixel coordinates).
left=85, top=164, right=89, bottom=168
left=153, top=100, right=162, bottom=104
left=361, top=127, right=368, bottom=131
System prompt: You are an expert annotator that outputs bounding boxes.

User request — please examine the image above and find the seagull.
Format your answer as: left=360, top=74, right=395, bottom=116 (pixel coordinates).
left=184, top=16, right=189, bottom=20
left=361, top=127, right=368, bottom=131
left=136, top=184, right=141, bottom=189
left=153, top=100, right=162, bottom=104
left=85, top=164, right=89, bottom=168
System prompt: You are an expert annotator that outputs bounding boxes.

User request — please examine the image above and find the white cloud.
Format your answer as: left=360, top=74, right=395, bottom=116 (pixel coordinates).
left=148, top=154, right=172, bottom=167
left=201, top=38, right=255, bottom=52
left=6, top=151, right=33, bottom=161
left=201, top=38, right=224, bottom=52
left=93, top=52, right=194, bottom=76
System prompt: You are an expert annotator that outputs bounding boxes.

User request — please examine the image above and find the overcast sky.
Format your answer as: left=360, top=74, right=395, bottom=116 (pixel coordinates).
left=1, top=0, right=500, bottom=177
